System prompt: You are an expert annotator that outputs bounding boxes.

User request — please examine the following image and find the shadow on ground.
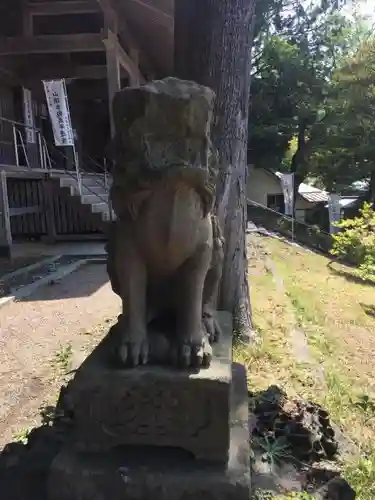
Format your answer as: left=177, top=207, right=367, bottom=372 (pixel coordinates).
left=0, top=401, right=68, bottom=500
left=18, top=262, right=109, bottom=302
left=327, top=261, right=374, bottom=287
left=361, top=303, right=375, bottom=318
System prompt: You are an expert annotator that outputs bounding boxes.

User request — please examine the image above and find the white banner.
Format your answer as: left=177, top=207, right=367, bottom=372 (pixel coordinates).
left=328, top=194, right=341, bottom=234
left=43, top=79, right=74, bottom=147
left=281, top=173, right=295, bottom=216
left=22, top=88, right=36, bottom=144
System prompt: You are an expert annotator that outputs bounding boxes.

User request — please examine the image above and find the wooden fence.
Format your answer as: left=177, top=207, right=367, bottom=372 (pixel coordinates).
left=0, top=170, right=105, bottom=258
left=7, top=177, right=101, bottom=238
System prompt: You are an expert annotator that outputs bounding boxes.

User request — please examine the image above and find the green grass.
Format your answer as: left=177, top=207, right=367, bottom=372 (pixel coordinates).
left=240, top=234, right=375, bottom=500
left=52, top=344, right=73, bottom=375
left=252, top=491, right=315, bottom=500
left=12, top=428, right=31, bottom=445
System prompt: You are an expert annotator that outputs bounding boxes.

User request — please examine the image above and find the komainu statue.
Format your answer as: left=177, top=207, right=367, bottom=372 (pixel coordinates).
left=106, top=78, right=224, bottom=369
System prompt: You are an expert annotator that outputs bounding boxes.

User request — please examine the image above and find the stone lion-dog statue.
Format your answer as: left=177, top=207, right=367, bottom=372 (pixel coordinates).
left=106, top=77, right=224, bottom=369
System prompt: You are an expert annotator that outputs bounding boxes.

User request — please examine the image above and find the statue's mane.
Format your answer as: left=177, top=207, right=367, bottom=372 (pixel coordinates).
left=109, top=78, right=219, bottom=220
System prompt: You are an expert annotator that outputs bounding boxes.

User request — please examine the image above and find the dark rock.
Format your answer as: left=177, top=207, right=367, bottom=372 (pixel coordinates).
left=314, top=477, right=356, bottom=499
left=251, top=389, right=340, bottom=464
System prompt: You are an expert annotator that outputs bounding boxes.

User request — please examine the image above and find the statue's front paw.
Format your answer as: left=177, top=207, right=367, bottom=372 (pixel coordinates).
left=118, top=337, right=149, bottom=367
left=172, top=335, right=212, bottom=369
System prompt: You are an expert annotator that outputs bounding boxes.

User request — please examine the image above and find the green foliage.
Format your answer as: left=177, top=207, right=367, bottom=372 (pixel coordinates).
left=309, top=37, right=375, bottom=191
left=343, top=449, right=375, bottom=500
left=330, top=202, right=375, bottom=279
left=249, top=0, right=356, bottom=176
left=250, top=0, right=375, bottom=203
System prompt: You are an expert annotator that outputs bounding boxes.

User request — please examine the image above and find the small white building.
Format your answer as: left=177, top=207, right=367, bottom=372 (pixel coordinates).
left=246, top=165, right=329, bottom=223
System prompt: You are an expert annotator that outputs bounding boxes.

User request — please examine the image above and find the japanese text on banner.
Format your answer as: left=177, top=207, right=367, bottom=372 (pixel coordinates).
left=42, top=80, right=74, bottom=147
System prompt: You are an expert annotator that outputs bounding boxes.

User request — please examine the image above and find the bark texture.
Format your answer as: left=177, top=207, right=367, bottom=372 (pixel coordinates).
left=174, top=0, right=256, bottom=339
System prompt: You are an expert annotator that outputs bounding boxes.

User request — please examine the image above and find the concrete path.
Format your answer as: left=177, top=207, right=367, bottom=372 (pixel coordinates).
left=0, top=263, right=120, bottom=448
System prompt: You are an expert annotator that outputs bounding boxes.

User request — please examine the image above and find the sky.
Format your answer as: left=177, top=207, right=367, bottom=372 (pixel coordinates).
left=346, top=0, right=375, bottom=21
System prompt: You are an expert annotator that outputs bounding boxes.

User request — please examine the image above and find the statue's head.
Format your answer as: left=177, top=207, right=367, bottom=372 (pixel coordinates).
left=112, top=77, right=216, bottom=142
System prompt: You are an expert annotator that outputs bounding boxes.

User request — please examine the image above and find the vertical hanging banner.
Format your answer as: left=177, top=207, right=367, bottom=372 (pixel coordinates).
left=328, top=194, right=341, bottom=234
left=22, top=88, right=36, bottom=144
left=42, top=79, right=74, bottom=147
left=281, top=173, right=295, bottom=216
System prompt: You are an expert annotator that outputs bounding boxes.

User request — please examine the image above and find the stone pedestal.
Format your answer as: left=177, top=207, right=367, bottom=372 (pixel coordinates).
left=48, top=313, right=251, bottom=499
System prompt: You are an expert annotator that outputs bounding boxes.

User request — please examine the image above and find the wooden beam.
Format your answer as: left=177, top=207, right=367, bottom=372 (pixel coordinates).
left=127, top=0, right=173, bottom=30
left=22, top=64, right=108, bottom=82
left=102, top=29, right=145, bottom=84
left=0, top=171, right=12, bottom=259
left=0, top=34, right=104, bottom=56
left=9, top=206, right=41, bottom=216
left=97, top=0, right=118, bottom=33
left=22, top=0, right=33, bottom=36
left=98, top=0, right=155, bottom=75
left=42, top=177, right=56, bottom=244
left=129, top=48, right=140, bottom=86
left=27, top=0, right=100, bottom=16
left=105, top=35, right=121, bottom=137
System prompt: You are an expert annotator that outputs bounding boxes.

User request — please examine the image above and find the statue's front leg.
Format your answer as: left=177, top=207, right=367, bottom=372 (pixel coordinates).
left=175, top=242, right=213, bottom=369
left=113, top=224, right=149, bottom=367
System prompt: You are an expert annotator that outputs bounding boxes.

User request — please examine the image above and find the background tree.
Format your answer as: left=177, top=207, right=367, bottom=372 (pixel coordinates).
left=174, top=0, right=256, bottom=339
left=249, top=0, right=358, bottom=211
left=309, top=38, right=375, bottom=199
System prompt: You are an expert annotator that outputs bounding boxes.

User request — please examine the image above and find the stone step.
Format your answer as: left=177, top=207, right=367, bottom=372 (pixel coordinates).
left=59, top=177, right=109, bottom=190
left=81, top=194, right=109, bottom=205
left=90, top=202, right=109, bottom=213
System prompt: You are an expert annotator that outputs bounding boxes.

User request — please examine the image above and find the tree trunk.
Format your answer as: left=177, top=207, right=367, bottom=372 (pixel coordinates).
left=174, top=0, right=256, bottom=339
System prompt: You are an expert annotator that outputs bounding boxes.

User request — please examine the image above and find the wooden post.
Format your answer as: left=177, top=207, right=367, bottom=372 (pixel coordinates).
left=43, top=175, right=57, bottom=244
left=0, top=171, right=12, bottom=259
left=105, top=37, right=121, bottom=138
left=21, top=6, right=39, bottom=169
left=129, top=48, right=140, bottom=87
left=22, top=88, right=40, bottom=168
left=22, top=0, right=33, bottom=36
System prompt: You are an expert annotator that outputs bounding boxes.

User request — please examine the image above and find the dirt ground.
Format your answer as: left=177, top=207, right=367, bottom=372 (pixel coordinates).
left=0, top=263, right=121, bottom=448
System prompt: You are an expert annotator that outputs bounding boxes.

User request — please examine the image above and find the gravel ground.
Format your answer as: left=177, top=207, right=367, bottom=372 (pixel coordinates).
left=0, top=263, right=121, bottom=449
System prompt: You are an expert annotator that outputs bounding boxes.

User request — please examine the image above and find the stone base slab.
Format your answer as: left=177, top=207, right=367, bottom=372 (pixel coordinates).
left=48, top=363, right=251, bottom=500
left=60, top=312, right=233, bottom=463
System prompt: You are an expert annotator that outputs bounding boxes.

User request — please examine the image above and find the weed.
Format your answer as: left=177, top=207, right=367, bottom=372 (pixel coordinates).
left=252, top=435, right=292, bottom=469
left=52, top=344, right=73, bottom=374
left=12, top=428, right=30, bottom=445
